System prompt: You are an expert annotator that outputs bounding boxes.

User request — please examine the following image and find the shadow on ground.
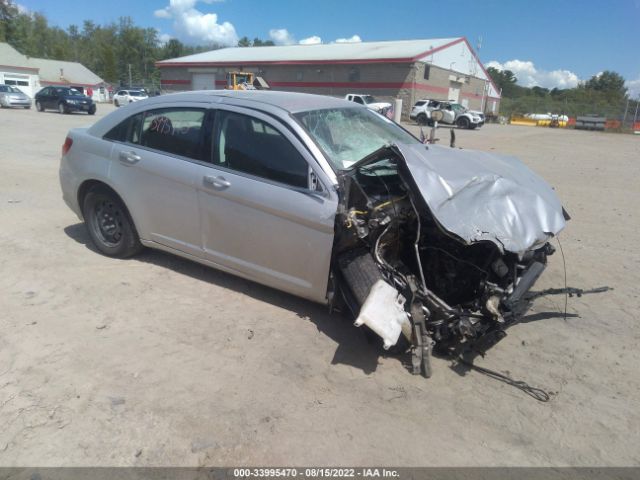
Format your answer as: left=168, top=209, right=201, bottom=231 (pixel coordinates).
left=64, top=222, right=392, bottom=375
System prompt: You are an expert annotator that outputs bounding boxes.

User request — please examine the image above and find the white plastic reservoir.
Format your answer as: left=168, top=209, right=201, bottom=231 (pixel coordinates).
left=354, top=279, right=411, bottom=349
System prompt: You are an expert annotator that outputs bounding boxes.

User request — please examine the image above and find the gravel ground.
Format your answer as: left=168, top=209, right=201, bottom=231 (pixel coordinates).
left=0, top=104, right=639, bottom=466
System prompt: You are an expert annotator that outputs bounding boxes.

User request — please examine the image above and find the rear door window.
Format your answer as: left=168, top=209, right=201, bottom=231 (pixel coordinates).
left=213, top=111, right=309, bottom=189
left=104, top=113, right=143, bottom=144
left=139, top=108, right=207, bottom=160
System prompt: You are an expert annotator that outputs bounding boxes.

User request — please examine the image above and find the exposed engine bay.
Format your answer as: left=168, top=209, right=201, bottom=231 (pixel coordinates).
left=331, top=144, right=567, bottom=377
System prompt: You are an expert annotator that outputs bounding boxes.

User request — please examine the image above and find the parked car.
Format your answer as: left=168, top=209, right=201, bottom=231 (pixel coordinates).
left=0, top=84, right=31, bottom=109
left=59, top=91, right=567, bottom=377
left=35, top=86, right=96, bottom=115
left=344, top=94, right=392, bottom=115
left=410, top=99, right=484, bottom=129
left=113, top=89, right=149, bottom=107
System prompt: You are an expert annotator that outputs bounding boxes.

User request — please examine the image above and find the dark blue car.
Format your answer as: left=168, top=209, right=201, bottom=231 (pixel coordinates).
left=35, top=86, right=96, bottom=115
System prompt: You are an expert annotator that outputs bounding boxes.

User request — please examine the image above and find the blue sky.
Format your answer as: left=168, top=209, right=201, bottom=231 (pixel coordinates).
left=16, top=0, right=640, bottom=94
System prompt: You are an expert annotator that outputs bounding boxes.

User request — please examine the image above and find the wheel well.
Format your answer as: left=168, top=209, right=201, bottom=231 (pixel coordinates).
left=77, top=180, right=141, bottom=236
left=78, top=181, right=125, bottom=215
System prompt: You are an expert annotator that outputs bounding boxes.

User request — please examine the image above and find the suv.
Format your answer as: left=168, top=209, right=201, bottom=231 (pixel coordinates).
left=345, top=94, right=392, bottom=115
left=113, top=89, right=148, bottom=107
left=410, top=99, right=484, bottom=129
left=35, top=86, right=96, bottom=115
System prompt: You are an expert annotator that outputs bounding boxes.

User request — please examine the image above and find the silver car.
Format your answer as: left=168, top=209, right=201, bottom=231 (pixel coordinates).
left=59, top=91, right=567, bottom=377
left=0, top=84, right=31, bottom=108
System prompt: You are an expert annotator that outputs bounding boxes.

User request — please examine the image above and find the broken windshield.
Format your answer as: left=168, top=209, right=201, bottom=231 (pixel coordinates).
left=294, top=107, right=419, bottom=170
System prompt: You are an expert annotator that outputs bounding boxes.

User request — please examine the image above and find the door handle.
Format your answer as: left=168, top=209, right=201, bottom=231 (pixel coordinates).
left=119, top=151, right=141, bottom=165
left=203, top=175, right=231, bottom=189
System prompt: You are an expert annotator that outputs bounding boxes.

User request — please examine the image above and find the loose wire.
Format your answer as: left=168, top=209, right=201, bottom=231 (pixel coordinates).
left=458, top=358, right=551, bottom=402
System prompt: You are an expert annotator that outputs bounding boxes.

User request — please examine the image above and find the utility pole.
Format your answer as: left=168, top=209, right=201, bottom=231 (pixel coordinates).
left=128, top=64, right=132, bottom=88
left=633, top=98, right=639, bottom=125
left=622, top=97, right=630, bottom=126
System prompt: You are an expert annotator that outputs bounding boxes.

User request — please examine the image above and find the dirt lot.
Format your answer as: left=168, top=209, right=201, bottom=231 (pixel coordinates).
left=1, top=104, right=639, bottom=466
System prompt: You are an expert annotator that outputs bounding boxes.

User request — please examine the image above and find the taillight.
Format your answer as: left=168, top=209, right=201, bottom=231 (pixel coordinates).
left=62, top=137, right=73, bottom=156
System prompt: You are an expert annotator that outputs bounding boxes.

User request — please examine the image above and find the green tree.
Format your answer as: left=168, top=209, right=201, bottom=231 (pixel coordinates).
left=0, top=0, right=18, bottom=42
left=585, top=70, right=627, bottom=99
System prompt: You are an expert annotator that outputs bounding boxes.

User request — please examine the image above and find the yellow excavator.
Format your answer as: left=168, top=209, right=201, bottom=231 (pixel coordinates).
left=225, top=71, right=270, bottom=90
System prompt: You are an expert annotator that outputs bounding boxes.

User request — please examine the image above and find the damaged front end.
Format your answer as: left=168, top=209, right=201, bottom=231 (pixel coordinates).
left=332, top=144, right=568, bottom=377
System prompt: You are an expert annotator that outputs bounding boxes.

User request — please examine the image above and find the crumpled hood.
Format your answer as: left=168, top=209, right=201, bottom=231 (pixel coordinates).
left=396, top=143, right=566, bottom=255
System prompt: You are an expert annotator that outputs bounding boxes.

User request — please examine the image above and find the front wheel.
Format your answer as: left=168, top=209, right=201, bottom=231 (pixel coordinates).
left=83, top=186, right=143, bottom=258
left=114, top=99, right=119, bottom=107
left=88, top=104, right=96, bottom=115
left=36, top=101, right=43, bottom=112
left=58, top=102, right=67, bottom=114
left=456, top=116, right=470, bottom=129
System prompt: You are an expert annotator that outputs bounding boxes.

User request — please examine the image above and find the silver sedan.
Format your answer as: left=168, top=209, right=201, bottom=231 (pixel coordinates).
left=0, top=84, right=31, bottom=108
left=59, top=90, right=567, bottom=377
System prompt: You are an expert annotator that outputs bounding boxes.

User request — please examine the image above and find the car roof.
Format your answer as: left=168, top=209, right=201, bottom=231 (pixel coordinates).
left=143, top=90, right=355, bottom=114
left=87, top=90, right=360, bottom=140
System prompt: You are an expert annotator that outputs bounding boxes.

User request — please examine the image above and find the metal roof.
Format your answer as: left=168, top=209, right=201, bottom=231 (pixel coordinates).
left=0, top=42, right=38, bottom=71
left=157, top=38, right=462, bottom=66
left=28, top=57, right=105, bottom=86
left=0, top=42, right=104, bottom=86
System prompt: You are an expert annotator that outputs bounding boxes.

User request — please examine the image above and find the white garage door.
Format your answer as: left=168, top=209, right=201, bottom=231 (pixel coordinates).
left=191, top=73, right=216, bottom=91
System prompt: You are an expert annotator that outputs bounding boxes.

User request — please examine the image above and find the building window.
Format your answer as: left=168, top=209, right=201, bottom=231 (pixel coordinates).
left=423, top=65, right=430, bottom=80
left=348, top=67, right=360, bottom=82
left=4, top=79, right=29, bottom=86
left=296, top=71, right=304, bottom=81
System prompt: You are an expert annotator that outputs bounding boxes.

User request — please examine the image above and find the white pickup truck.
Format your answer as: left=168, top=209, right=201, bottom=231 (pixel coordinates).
left=345, top=94, right=393, bottom=115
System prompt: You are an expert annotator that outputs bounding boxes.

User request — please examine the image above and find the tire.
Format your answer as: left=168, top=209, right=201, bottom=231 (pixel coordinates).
left=456, top=116, right=470, bottom=129
left=416, top=113, right=428, bottom=126
left=114, top=99, right=119, bottom=107
left=58, top=102, right=67, bottom=114
left=36, top=101, right=43, bottom=112
left=88, top=104, right=96, bottom=115
left=82, top=186, right=143, bottom=258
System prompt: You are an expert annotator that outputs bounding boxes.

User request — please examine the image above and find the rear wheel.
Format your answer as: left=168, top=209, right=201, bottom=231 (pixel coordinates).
left=416, top=113, right=428, bottom=126
left=83, top=186, right=143, bottom=258
left=456, top=116, right=470, bottom=129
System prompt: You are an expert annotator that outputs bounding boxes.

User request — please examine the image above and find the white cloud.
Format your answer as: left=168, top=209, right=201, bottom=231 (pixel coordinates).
left=334, top=35, right=362, bottom=44
left=299, top=35, right=322, bottom=45
left=154, top=9, right=172, bottom=19
left=626, top=75, right=640, bottom=98
left=269, top=28, right=295, bottom=46
left=157, top=33, right=173, bottom=45
left=154, top=0, right=238, bottom=46
left=486, top=59, right=580, bottom=90
left=15, top=2, right=31, bottom=15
